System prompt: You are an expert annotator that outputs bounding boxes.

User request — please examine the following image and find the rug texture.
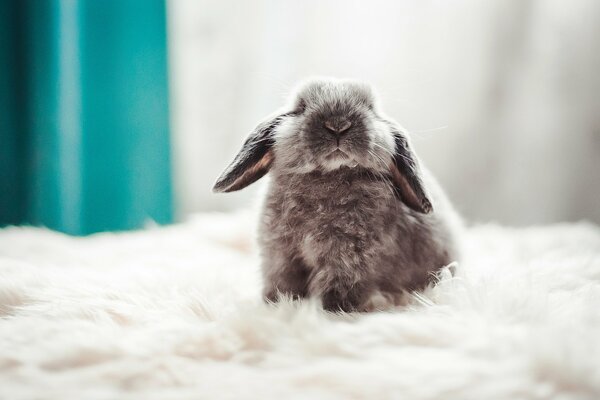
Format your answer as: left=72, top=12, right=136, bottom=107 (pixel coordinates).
left=0, top=212, right=599, bottom=400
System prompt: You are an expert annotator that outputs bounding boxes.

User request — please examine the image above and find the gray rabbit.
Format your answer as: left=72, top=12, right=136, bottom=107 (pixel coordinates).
left=214, top=78, right=461, bottom=312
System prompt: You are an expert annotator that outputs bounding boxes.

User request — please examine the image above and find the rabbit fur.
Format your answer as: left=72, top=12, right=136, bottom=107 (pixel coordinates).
left=214, top=78, right=461, bottom=312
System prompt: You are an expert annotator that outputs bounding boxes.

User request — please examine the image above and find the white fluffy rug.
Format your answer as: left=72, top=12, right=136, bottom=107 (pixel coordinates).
left=1, top=212, right=599, bottom=400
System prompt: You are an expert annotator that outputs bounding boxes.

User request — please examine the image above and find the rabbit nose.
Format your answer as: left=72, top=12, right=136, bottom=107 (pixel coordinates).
left=324, top=118, right=351, bottom=135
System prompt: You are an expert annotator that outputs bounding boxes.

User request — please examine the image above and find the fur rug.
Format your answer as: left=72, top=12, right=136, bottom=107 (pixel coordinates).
left=1, top=212, right=599, bottom=399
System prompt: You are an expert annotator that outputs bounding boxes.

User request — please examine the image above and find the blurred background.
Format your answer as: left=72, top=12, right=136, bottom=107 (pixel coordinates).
left=1, top=0, right=599, bottom=235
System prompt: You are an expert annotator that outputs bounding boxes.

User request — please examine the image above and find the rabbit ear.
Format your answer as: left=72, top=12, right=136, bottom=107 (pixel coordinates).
left=387, top=123, right=433, bottom=214
left=213, top=114, right=287, bottom=193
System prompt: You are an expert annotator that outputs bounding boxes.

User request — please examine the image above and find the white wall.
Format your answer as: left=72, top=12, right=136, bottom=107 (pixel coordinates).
left=167, top=0, right=600, bottom=225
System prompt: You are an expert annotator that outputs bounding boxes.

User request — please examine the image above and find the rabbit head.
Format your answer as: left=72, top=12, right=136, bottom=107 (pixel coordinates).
left=213, top=78, right=432, bottom=213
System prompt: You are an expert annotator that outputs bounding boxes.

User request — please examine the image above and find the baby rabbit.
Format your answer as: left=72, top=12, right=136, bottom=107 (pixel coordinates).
left=213, top=78, right=461, bottom=312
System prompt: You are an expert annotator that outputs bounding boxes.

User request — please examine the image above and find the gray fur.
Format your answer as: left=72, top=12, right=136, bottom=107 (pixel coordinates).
left=214, top=78, right=461, bottom=312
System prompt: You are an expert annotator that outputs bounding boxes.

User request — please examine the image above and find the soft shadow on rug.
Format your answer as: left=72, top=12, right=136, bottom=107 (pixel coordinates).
left=0, top=212, right=599, bottom=399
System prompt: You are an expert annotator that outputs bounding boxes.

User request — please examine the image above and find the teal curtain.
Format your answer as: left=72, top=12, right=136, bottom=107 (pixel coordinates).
left=0, top=0, right=173, bottom=235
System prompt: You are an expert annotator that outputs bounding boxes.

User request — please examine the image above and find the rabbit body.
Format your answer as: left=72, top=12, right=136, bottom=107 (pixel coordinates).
left=261, top=165, right=459, bottom=312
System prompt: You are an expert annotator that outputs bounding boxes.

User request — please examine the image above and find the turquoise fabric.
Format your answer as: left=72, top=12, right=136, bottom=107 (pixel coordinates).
left=0, top=0, right=173, bottom=235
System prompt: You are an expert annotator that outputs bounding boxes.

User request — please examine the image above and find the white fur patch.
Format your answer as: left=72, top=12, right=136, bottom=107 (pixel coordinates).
left=273, top=116, right=298, bottom=139
left=321, top=155, right=359, bottom=171
left=1, top=214, right=599, bottom=399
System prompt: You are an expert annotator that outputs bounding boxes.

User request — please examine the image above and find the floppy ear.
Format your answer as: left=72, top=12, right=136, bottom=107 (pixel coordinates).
left=213, top=114, right=286, bottom=193
left=386, top=123, right=433, bottom=214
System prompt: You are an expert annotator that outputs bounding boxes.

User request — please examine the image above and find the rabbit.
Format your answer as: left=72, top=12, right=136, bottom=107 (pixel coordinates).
left=213, top=78, right=462, bottom=312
